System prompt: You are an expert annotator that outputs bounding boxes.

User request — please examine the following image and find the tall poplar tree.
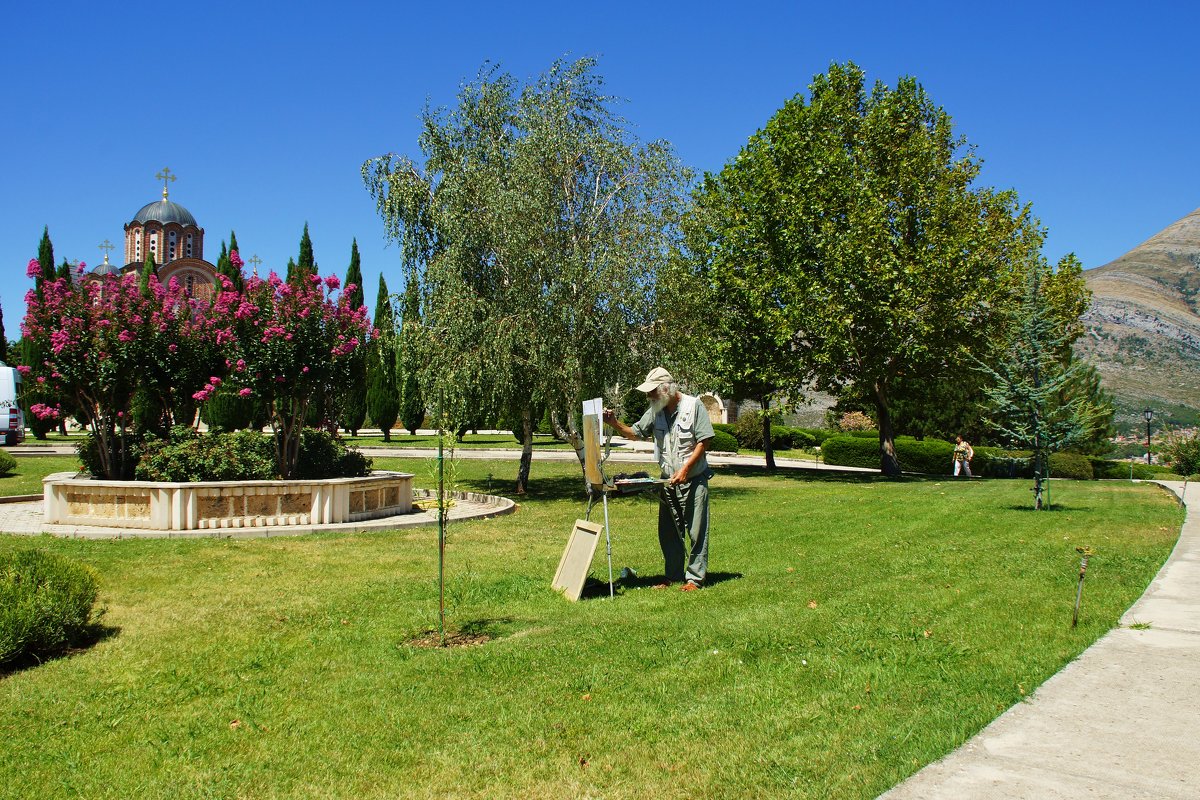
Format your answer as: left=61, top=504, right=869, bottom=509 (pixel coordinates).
left=216, top=235, right=244, bottom=293
left=0, top=306, right=7, bottom=364
left=366, top=275, right=399, bottom=440
left=339, top=239, right=368, bottom=435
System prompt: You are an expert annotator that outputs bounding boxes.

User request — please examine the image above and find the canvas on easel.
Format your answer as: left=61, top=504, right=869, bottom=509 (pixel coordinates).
left=552, top=519, right=603, bottom=601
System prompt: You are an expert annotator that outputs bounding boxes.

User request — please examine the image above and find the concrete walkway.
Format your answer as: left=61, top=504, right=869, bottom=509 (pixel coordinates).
left=880, top=481, right=1200, bottom=799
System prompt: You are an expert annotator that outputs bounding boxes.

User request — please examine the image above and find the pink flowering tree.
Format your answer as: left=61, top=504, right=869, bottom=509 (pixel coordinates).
left=224, top=270, right=368, bottom=478
left=20, top=269, right=233, bottom=479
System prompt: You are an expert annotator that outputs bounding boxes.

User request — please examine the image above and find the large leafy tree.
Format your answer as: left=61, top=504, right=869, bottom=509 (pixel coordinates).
left=366, top=275, right=399, bottom=441
left=364, top=57, right=690, bottom=492
left=339, top=239, right=368, bottom=435
left=683, top=62, right=1041, bottom=475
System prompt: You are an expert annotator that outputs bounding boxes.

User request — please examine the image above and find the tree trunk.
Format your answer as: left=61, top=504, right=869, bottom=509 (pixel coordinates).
left=873, top=382, right=901, bottom=477
left=761, top=395, right=776, bottom=471
left=515, top=405, right=533, bottom=495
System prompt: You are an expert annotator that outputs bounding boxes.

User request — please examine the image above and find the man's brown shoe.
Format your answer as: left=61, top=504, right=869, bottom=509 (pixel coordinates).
left=680, top=581, right=701, bottom=592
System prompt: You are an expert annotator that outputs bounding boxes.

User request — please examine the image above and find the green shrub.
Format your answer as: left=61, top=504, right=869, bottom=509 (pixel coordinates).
left=709, top=429, right=738, bottom=453
left=785, top=428, right=816, bottom=449
left=1048, top=451, right=1094, bottom=480
left=292, top=429, right=373, bottom=480
left=713, top=423, right=736, bottom=438
left=136, top=428, right=276, bottom=482
left=200, top=386, right=257, bottom=432
left=0, top=449, right=16, bottom=477
left=732, top=412, right=792, bottom=450
left=77, top=431, right=143, bottom=480
left=821, top=434, right=955, bottom=474
left=0, top=549, right=99, bottom=667
left=974, top=447, right=1032, bottom=478
left=1091, top=458, right=1158, bottom=480
left=849, top=430, right=880, bottom=439
left=794, top=427, right=834, bottom=445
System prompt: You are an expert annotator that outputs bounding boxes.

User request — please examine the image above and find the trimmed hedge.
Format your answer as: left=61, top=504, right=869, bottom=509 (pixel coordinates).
left=1048, top=451, right=1093, bottom=480
left=709, top=429, right=739, bottom=453
left=1, top=549, right=100, bottom=667
left=0, top=448, right=16, bottom=477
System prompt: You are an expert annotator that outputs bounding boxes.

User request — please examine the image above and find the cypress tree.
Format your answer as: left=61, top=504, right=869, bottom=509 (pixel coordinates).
left=0, top=306, right=7, bottom=364
left=338, top=240, right=368, bottom=435
left=366, top=275, right=399, bottom=441
left=139, top=254, right=157, bottom=297
left=229, top=230, right=240, bottom=255
left=290, top=223, right=316, bottom=285
left=399, top=272, right=425, bottom=434
left=35, top=226, right=54, bottom=300
left=216, top=235, right=244, bottom=292
left=56, top=258, right=72, bottom=281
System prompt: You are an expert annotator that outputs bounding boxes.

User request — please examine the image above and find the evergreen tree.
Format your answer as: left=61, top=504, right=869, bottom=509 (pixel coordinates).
left=35, top=226, right=55, bottom=300
left=290, top=223, right=316, bottom=284
left=56, top=258, right=73, bottom=282
left=139, top=254, right=157, bottom=297
left=0, top=306, right=7, bottom=364
left=366, top=275, right=399, bottom=441
left=977, top=259, right=1110, bottom=509
left=338, top=239, right=368, bottom=435
left=286, top=257, right=299, bottom=283
left=216, top=235, right=244, bottom=292
left=229, top=230, right=240, bottom=255
left=398, top=270, right=425, bottom=434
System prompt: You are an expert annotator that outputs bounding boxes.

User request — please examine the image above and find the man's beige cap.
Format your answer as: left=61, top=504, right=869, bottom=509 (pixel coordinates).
left=636, top=367, right=673, bottom=393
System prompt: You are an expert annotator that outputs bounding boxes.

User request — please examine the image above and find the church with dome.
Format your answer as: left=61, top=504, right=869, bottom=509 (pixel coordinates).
left=89, top=169, right=221, bottom=301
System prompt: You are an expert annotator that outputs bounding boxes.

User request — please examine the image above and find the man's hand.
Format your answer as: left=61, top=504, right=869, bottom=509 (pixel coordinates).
left=669, top=467, right=688, bottom=486
left=602, top=408, right=617, bottom=425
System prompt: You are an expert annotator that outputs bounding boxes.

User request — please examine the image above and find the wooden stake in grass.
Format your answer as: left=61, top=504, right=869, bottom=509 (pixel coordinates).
left=1072, top=546, right=1094, bottom=628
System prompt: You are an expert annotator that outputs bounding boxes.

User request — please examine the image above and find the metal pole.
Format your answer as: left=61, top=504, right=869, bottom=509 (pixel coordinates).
left=602, top=491, right=614, bottom=598
left=1146, top=417, right=1152, bottom=464
left=438, top=398, right=445, bottom=647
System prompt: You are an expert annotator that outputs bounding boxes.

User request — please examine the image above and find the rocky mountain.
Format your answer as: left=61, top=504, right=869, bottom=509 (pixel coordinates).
left=1078, top=206, right=1200, bottom=429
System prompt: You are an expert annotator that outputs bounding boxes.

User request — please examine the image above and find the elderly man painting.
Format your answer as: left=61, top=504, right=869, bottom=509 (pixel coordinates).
left=603, top=367, right=715, bottom=591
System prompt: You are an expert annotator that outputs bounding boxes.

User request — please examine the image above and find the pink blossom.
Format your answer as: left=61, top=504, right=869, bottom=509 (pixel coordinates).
left=209, top=376, right=222, bottom=386
left=118, top=330, right=135, bottom=343
left=238, top=388, right=252, bottom=397
left=16, top=365, right=31, bottom=376
left=301, top=366, right=310, bottom=374
left=324, top=275, right=340, bottom=290
left=230, top=250, right=244, bottom=268
left=168, top=343, right=178, bottom=353
left=26, top=258, right=41, bottom=278
left=78, top=261, right=86, bottom=270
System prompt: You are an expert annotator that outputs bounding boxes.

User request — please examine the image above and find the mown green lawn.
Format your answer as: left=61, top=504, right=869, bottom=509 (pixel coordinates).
left=0, top=457, right=1184, bottom=799
left=0, top=455, right=81, bottom=496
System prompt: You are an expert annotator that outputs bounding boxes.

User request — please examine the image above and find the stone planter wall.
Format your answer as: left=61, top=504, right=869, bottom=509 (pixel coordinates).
left=43, top=471, right=413, bottom=531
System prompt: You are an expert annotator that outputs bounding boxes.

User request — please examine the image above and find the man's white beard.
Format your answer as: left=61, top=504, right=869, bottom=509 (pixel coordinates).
left=649, top=393, right=670, bottom=414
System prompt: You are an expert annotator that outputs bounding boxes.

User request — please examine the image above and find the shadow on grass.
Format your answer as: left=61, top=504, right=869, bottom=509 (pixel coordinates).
left=579, top=570, right=743, bottom=599
left=0, top=622, right=120, bottom=679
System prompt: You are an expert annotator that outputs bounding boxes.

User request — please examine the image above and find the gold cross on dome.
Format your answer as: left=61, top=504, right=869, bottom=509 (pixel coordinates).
left=248, top=254, right=262, bottom=277
left=156, top=167, right=176, bottom=199
left=98, top=239, right=114, bottom=257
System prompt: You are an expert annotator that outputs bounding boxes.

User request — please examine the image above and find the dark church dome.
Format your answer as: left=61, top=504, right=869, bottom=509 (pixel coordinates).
left=132, top=199, right=198, bottom=227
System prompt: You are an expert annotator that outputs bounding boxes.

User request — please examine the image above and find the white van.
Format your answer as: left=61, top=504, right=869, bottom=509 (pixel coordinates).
left=0, top=362, right=25, bottom=446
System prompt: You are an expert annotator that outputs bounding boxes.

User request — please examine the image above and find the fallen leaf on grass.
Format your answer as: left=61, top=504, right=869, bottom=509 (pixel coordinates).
left=807, top=600, right=818, bottom=609
left=229, top=719, right=242, bottom=730
left=581, top=693, right=591, bottom=701
left=923, top=629, right=932, bottom=638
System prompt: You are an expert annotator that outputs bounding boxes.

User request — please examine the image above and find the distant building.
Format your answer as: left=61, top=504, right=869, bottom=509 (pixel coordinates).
left=86, top=172, right=220, bottom=300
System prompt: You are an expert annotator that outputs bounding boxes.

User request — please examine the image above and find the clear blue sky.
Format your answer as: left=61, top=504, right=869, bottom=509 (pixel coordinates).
left=2, top=1, right=1197, bottom=340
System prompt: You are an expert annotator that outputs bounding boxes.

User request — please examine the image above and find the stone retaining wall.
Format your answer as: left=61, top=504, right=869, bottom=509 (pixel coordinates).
left=44, top=471, right=414, bottom=531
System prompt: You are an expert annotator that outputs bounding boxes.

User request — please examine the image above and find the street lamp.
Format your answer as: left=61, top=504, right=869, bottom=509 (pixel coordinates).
left=1144, top=408, right=1154, bottom=464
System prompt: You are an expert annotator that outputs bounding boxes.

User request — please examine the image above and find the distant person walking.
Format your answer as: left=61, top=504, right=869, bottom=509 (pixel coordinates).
left=953, top=435, right=974, bottom=477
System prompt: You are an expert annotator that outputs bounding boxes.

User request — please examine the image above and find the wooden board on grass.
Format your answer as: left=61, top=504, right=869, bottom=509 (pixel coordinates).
left=552, top=519, right=603, bottom=601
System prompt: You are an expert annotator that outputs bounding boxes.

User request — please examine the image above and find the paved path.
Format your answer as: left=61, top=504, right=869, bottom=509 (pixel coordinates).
left=880, top=481, right=1199, bottom=799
